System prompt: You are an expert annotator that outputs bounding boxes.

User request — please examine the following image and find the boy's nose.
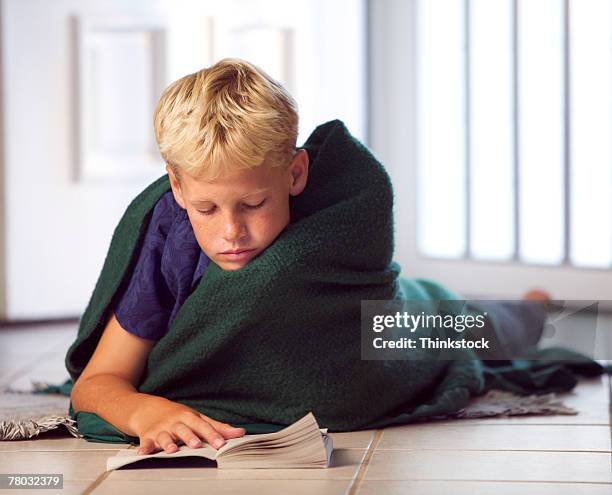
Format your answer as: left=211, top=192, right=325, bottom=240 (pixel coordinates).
left=223, top=218, right=247, bottom=242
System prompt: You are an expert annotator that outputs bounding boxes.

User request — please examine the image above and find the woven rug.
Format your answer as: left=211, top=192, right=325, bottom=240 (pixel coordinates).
left=0, top=383, right=81, bottom=441
left=0, top=380, right=578, bottom=441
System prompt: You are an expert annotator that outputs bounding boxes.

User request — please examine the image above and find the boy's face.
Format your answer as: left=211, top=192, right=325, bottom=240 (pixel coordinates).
left=167, top=149, right=309, bottom=271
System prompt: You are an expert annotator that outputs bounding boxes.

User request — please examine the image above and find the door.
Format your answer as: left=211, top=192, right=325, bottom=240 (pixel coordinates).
left=0, top=0, right=366, bottom=319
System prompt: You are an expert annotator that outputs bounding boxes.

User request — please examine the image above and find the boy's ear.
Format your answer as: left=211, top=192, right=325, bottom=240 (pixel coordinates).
left=288, top=148, right=309, bottom=196
left=166, top=164, right=187, bottom=209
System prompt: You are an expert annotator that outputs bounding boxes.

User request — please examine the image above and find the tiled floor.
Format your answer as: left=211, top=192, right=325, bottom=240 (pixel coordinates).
left=0, top=323, right=611, bottom=494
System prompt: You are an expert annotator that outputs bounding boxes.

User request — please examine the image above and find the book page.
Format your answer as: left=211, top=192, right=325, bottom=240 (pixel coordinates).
left=105, top=412, right=331, bottom=471
left=106, top=444, right=218, bottom=471
left=217, top=412, right=324, bottom=455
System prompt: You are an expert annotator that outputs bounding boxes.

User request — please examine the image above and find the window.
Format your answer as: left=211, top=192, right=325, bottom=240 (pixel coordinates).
left=369, top=0, right=612, bottom=300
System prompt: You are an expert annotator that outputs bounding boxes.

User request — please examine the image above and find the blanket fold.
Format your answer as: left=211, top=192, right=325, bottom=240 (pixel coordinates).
left=64, top=119, right=609, bottom=444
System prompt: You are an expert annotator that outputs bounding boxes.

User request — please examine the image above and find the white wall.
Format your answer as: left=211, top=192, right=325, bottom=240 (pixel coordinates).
left=0, top=0, right=366, bottom=320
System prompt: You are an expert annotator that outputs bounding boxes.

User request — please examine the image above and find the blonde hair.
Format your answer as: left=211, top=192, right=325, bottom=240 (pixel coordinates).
left=153, top=58, right=299, bottom=181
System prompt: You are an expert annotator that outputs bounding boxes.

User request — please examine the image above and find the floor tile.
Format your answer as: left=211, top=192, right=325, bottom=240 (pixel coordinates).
left=94, top=479, right=351, bottom=494
left=2, top=323, right=610, bottom=492
left=364, top=450, right=612, bottom=483
left=377, top=424, right=610, bottom=452
left=0, top=433, right=129, bottom=452
left=0, top=325, right=77, bottom=356
left=0, top=450, right=121, bottom=482
left=356, top=480, right=612, bottom=495
left=328, top=429, right=376, bottom=449
left=0, top=480, right=92, bottom=495
left=0, top=355, right=56, bottom=390
left=106, top=448, right=366, bottom=481
left=0, top=325, right=76, bottom=390
left=9, top=355, right=71, bottom=392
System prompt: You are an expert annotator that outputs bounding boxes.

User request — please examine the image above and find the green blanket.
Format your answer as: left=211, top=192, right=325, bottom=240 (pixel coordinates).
left=64, top=119, right=609, bottom=445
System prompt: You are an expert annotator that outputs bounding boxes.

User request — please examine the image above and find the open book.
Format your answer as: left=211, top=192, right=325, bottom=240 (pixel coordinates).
left=106, top=412, right=333, bottom=471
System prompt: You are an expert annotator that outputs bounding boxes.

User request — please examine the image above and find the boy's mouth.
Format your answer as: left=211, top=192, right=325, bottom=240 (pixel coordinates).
left=219, top=248, right=256, bottom=261
left=221, top=248, right=254, bottom=254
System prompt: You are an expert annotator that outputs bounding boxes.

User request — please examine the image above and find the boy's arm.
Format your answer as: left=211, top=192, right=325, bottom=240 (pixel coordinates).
left=70, top=312, right=159, bottom=437
left=71, top=375, right=165, bottom=438
left=70, top=313, right=246, bottom=452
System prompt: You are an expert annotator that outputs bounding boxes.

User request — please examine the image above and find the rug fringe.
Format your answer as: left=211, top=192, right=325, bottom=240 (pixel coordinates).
left=0, top=415, right=82, bottom=441
left=453, top=389, right=578, bottom=419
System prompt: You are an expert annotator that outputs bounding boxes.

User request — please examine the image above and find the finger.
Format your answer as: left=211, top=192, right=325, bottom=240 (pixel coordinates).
left=186, top=416, right=227, bottom=449
left=156, top=430, right=179, bottom=453
left=172, top=422, right=203, bottom=449
left=137, top=438, right=156, bottom=455
left=199, top=414, right=246, bottom=438
left=219, top=427, right=246, bottom=439
left=139, top=438, right=164, bottom=455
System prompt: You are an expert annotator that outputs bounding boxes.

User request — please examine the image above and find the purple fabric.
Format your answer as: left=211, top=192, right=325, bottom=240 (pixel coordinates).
left=114, top=190, right=210, bottom=341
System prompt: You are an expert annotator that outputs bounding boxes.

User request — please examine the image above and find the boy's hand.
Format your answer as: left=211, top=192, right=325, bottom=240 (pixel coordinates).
left=132, top=396, right=246, bottom=455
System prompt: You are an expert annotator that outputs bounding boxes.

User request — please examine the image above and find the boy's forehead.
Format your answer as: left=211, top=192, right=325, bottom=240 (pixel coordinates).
left=190, top=186, right=270, bottom=204
left=184, top=164, right=282, bottom=202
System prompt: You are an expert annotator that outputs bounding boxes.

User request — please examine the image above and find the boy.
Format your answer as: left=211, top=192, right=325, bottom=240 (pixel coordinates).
left=70, top=58, right=308, bottom=455
left=69, top=58, right=549, bottom=456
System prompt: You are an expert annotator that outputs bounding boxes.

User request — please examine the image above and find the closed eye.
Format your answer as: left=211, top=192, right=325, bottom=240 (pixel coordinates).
left=196, top=199, right=266, bottom=216
left=244, top=199, right=266, bottom=209
left=197, top=206, right=216, bottom=216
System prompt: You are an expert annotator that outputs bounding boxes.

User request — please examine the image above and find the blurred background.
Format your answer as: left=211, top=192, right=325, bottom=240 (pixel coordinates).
left=0, top=0, right=610, bottom=322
